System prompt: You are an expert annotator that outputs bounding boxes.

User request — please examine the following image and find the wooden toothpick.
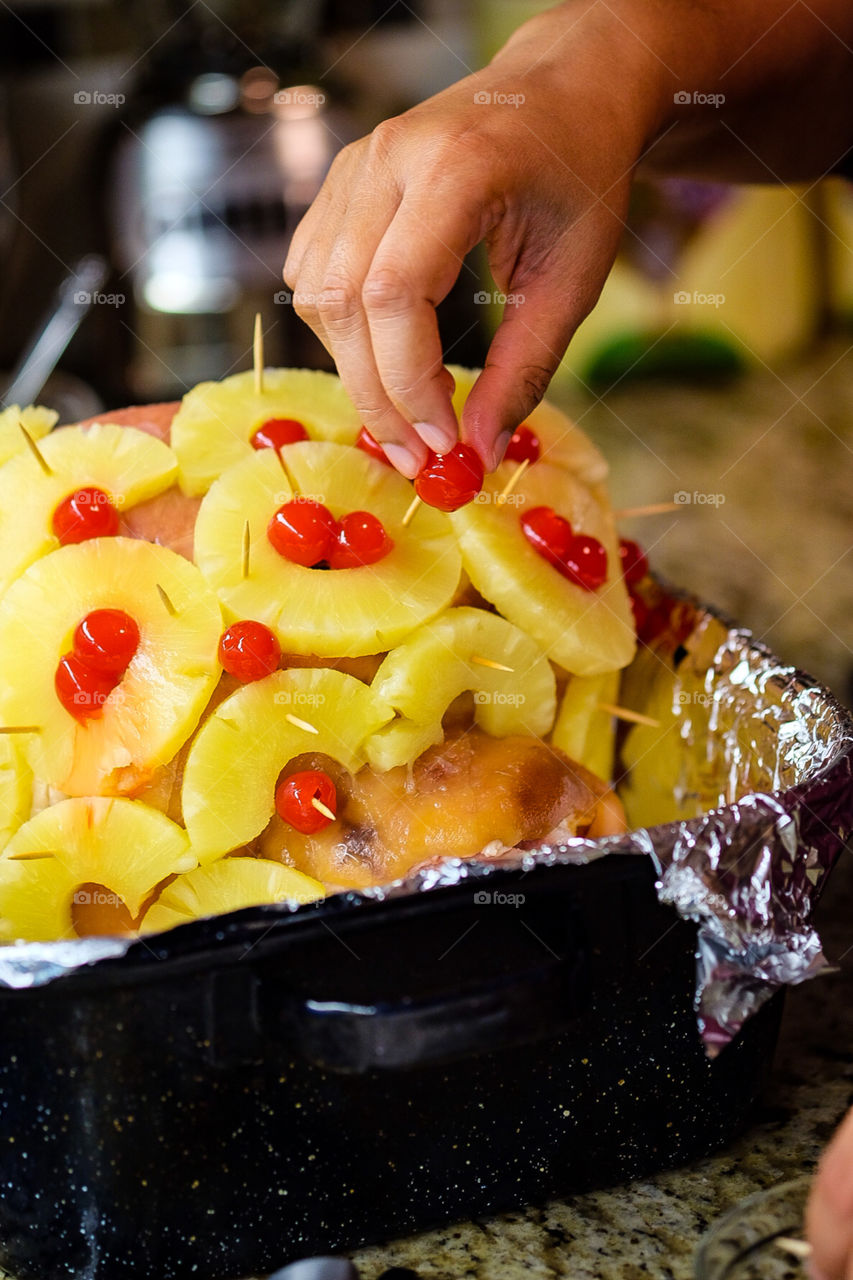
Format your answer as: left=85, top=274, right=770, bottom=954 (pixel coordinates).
left=402, top=494, right=421, bottom=527
left=285, top=712, right=319, bottom=735
left=0, top=725, right=40, bottom=734
left=242, top=520, right=251, bottom=579
left=774, top=1237, right=811, bottom=1261
left=253, top=312, right=264, bottom=395
left=614, top=502, right=681, bottom=519
left=497, top=458, right=529, bottom=503
left=156, top=583, right=177, bottom=616
left=598, top=702, right=661, bottom=728
left=470, top=655, right=514, bottom=673
left=311, top=796, right=336, bottom=822
left=19, top=424, right=52, bottom=476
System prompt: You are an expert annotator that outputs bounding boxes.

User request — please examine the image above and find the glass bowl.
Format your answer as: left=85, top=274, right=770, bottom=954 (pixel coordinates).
left=694, top=1176, right=813, bottom=1279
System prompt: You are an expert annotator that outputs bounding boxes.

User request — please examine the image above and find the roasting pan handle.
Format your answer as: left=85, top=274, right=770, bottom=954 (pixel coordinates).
left=273, top=960, right=586, bottom=1073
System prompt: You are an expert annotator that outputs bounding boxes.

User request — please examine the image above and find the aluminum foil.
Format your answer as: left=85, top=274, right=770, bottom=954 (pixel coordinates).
left=0, top=588, right=851, bottom=1055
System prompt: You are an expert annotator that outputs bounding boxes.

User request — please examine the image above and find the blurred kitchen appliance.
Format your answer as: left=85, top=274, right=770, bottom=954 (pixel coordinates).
left=110, top=66, right=357, bottom=399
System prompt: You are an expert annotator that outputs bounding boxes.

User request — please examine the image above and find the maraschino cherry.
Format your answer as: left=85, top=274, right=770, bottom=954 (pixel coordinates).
left=267, top=500, right=338, bottom=567
left=55, top=607, right=140, bottom=722
left=504, top=424, right=541, bottom=465
left=268, top=500, right=393, bottom=569
left=520, top=506, right=608, bottom=591
left=73, top=609, right=140, bottom=675
left=414, top=443, right=484, bottom=511
left=275, top=769, right=337, bottom=834
left=250, top=418, right=308, bottom=452
left=328, top=512, right=394, bottom=569
left=355, top=427, right=392, bottom=466
left=218, top=621, right=281, bottom=683
left=52, top=488, right=119, bottom=546
left=618, top=538, right=649, bottom=585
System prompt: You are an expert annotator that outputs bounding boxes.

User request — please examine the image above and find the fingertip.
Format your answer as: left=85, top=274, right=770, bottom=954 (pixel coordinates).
left=382, top=440, right=426, bottom=479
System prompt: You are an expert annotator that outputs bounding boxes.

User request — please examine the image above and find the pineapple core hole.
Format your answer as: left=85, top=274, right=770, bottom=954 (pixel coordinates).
left=71, top=883, right=139, bottom=938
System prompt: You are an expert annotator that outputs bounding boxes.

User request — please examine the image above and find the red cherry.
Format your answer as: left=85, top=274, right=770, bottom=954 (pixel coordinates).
left=73, top=609, right=140, bottom=676
left=218, top=620, right=281, bottom=682
left=414, top=444, right=484, bottom=512
left=275, top=769, right=337, bottom=834
left=520, top=506, right=573, bottom=570
left=267, top=499, right=337, bottom=566
left=619, top=538, right=649, bottom=585
left=355, top=427, right=392, bottom=466
left=629, top=590, right=649, bottom=636
left=55, top=653, right=117, bottom=722
left=562, top=533, right=608, bottom=591
left=250, top=418, right=309, bottom=451
left=328, top=511, right=394, bottom=569
left=504, top=424, right=541, bottom=465
left=52, top=488, right=119, bottom=546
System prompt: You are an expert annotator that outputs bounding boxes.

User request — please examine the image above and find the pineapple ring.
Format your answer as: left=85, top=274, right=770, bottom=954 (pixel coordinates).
left=194, top=441, right=462, bottom=658
left=0, top=735, right=32, bottom=852
left=171, top=368, right=363, bottom=496
left=0, top=422, right=178, bottom=599
left=140, top=857, right=325, bottom=934
left=181, top=667, right=392, bottom=858
left=551, top=670, right=621, bottom=784
left=448, top=366, right=609, bottom=485
left=0, top=797, right=192, bottom=942
left=0, top=403, right=57, bottom=468
left=0, top=538, right=222, bottom=797
left=366, top=607, right=557, bottom=771
left=450, top=459, right=635, bottom=676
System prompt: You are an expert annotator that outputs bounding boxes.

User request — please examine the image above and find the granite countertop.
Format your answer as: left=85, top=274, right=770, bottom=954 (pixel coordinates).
left=347, top=343, right=853, bottom=1279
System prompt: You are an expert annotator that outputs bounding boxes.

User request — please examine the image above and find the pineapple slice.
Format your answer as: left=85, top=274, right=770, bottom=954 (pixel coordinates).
left=447, top=366, right=608, bottom=484
left=0, top=538, right=222, bottom=796
left=171, top=368, right=362, bottom=495
left=194, top=442, right=462, bottom=657
left=0, top=735, right=32, bottom=851
left=0, top=796, right=192, bottom=942
left=365, top=606, right=556, bottom=770
left=449, top=459, right=635, bottom=676
left=365, top=718, right=444, bottom=773
left=0, top=422, right=178, bottom=599
left=140, top=857, right=324, bottom=934
left=0, top=404, right=58, bottom=467
left=182, top=666, right=392, bottom=858
left=551, top=670, right=620, bottom=783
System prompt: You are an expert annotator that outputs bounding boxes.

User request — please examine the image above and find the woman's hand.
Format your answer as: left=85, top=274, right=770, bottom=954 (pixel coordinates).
left=283, top=4, right=661, bottom=476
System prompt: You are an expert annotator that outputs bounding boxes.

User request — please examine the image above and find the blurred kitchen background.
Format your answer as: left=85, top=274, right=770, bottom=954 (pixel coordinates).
left=0, top=0, right=851, bottom=700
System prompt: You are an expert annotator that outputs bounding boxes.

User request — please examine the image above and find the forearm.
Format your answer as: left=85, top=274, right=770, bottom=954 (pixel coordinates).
left=492, top=0, right=853, bottom=183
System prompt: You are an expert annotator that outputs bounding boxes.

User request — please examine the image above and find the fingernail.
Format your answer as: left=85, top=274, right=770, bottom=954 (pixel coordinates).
left=490, top=430, right=513, bottom=470
left=412, top=421, right=457, bottom=454
left=382, top=441, right=422, bottom=479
